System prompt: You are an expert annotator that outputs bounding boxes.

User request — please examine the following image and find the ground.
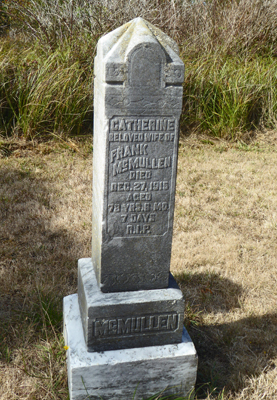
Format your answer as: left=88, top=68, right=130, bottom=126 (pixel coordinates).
left=0, top=132, right=277, bottom=400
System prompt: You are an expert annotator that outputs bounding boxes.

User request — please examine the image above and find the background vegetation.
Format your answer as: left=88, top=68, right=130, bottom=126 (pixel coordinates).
left=0, top=0, right=277, bottom=140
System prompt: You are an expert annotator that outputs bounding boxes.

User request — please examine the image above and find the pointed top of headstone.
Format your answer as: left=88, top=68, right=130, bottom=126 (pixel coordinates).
left=95, top=17, right=184, bottom=86
left=98, top=17, right=179, bottom=59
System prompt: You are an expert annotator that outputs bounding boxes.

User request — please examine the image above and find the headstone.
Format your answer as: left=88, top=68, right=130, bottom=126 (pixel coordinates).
left=63, top=17, right=197, bottom=400
left=92, top=17, right=184, bottom=293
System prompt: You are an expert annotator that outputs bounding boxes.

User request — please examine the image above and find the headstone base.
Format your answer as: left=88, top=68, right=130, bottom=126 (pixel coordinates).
left=78, top=258, right=185, bottom=351
left=63, top=294, right=198, bottom=400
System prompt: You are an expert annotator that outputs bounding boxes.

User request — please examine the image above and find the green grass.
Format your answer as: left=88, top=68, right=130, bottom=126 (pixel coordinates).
left=182, top=55, right=277, bottom=138
left=0, top=40, right=94, bottom=138
left=0, top=0, right=277, bottom=139
left=2, top=43, right=277, bottom=139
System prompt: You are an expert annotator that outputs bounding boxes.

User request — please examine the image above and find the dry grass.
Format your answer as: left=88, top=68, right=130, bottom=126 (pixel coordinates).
left=0, top=133, right=277, bottom=399
left=0, top=137, right=93, bottom=399
left=6, top=0, right=277, bottom=56
left=172, top=132, right=277, bottom=399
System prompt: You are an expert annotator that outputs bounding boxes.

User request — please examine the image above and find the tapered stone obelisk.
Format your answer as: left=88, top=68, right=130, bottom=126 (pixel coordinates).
left=63, top=18, right=197, bottom=400
left=92, top=17, right=184, bottom=293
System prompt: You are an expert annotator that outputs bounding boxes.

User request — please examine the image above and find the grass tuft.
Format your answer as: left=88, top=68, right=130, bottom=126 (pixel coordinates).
left=0, top=0, right=277, bottom=139
left=183, top=55, right=277, bottom=138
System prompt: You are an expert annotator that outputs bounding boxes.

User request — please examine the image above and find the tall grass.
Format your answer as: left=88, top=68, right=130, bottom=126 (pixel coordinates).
left=0, top=42, right=94, bottom=137
left=1, top=0, right=277, bottom=139
left=183, top=55, right=277, bottom=138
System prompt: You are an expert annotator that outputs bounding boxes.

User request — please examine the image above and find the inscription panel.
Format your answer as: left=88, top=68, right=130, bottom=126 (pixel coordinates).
left=107, top=116, right=176, bottom=238
left=92, top=312, right=181, bottom=339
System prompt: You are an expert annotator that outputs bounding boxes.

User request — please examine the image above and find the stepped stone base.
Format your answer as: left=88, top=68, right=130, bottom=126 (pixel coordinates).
left=63, top=294, right=198, bottom=400
left=78, top=258, right=185, bottom=352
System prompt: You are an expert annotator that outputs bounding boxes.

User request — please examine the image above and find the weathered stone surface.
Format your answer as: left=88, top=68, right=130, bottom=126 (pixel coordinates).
left=78, top=258, right=184, bottom=351
left=64, top=293, right=198, bottom=400
left=63, top=19, right=198, bottom=400
left=92, top=17, right=184, bottom=292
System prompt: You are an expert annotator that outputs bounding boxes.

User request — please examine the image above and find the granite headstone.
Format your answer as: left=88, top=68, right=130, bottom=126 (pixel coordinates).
left=63, top=17, right=197, bottom=400
left=91, top=17, right=184, bottom=293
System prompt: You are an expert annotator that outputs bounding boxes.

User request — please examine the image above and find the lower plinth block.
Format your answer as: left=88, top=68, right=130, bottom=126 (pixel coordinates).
left=63, top=294, right=198, bottom=400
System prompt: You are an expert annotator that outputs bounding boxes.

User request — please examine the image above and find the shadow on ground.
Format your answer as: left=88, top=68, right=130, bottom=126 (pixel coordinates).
left=0, top=161, right=90, bottom=363
left=174, top=271, right=277, bottom=397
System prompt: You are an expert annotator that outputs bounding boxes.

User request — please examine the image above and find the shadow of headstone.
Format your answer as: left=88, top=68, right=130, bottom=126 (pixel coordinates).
left=174, top=271, right=277, bottom=397
left=0, top=161, right=91, bottom=361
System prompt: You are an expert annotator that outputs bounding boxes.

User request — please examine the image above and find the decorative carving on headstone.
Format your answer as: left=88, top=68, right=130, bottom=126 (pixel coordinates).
left=63, top=18, right=197, bottom=400
left=92, top=17, right=184, bottom=293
